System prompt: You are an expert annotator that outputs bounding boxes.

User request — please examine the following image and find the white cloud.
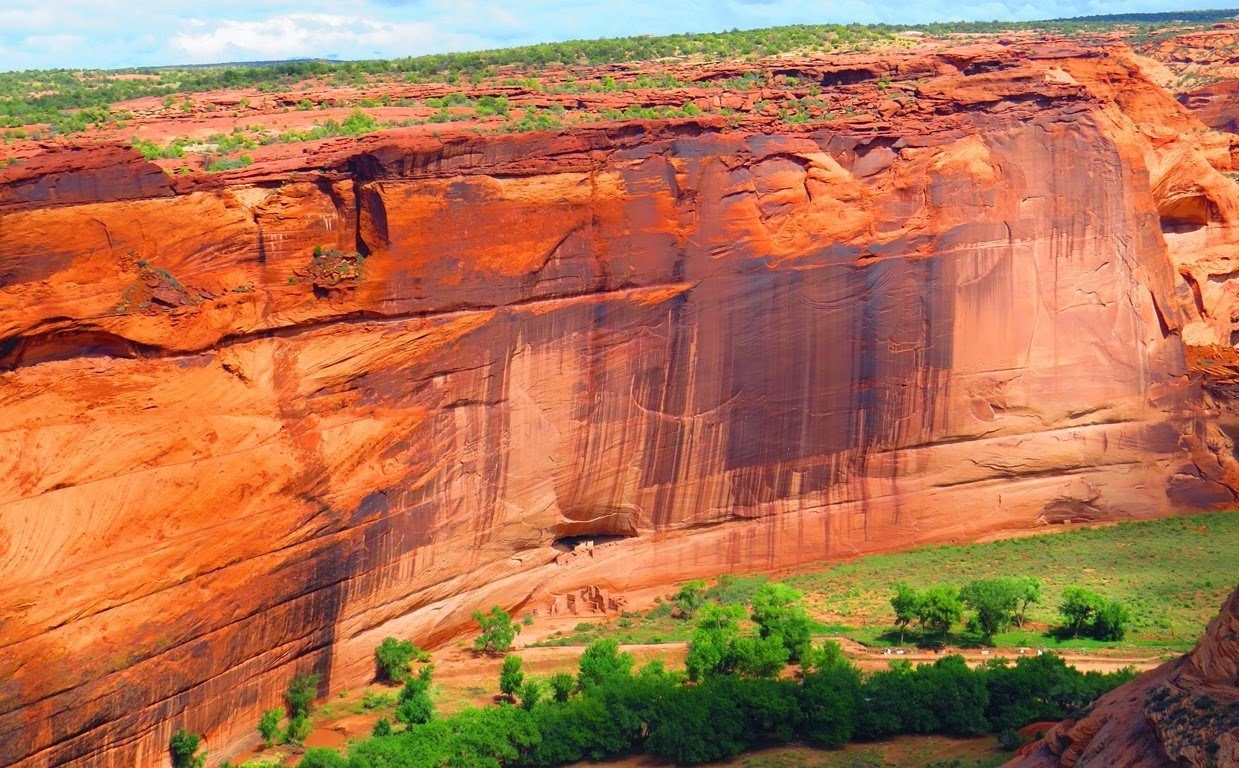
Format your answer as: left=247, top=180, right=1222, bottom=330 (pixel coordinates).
left=169, top=12, right=483, bottom=63
left=22, top=34, right=86, bottom=54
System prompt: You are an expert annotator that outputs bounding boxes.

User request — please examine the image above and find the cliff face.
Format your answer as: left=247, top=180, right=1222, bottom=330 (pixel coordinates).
left=0, top=43, right=1236, bottom=767
left=1004, top=585, right=1239, bottom=768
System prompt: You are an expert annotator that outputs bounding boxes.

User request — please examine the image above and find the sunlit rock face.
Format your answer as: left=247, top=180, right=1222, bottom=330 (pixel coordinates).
left=0, top=41, right=1235, bottom=767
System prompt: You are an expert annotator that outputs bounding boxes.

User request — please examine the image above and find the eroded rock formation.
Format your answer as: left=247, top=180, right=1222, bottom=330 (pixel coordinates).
left=1005, top=585, right=1239, bottom=768
left=1, top=40, right=1238, bottom=767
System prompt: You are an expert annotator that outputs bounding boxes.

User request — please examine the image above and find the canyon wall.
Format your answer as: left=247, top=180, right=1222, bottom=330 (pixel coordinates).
left=1, top=45, right=1236, bottom=766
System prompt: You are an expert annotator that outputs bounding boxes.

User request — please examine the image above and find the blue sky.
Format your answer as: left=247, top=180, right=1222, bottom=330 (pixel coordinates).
left=0, top=0, right=1233, bottom=71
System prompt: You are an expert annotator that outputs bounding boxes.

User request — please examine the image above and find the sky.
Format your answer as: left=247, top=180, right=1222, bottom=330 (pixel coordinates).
left=0, top=0, right=1233, bottom=71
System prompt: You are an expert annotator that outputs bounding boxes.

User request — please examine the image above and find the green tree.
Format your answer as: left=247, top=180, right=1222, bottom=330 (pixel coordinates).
left=920, top=655, right=990, bottom=735
left=518, top=678, right=542, bottom=710
left=297, top=748, right=347, bottom=768
left=450, top=703, right=542, bottom=765
left=1091, top=600, right=1131, bottom=640
left=375, top=637, right=420, bottom=682
left=577, top=638, right=634, bottom=688
left=1059, top=586, right=1105, bottom=637
left=285, top=672, right=321, bottom=720
left=169, top=728, right=206, bottom=768
left=549, top=671, right=575, bottom=702
left=1013, top=576, right=1042, bottom=628
left=750, top=582, right=813, bottom=661
left=801, top=640, right=850, bottom=674
left=644, top=685, right=748, bottom=764
left=916, top=585, right=963, bottom=641
left=890, top=582, right=922, bottom=645
left=499, top=654, right=525, bottom=698
left=472, top=605, right=520, bottom=653
left=394, top=665, right=435, bottom=727
left=961, top=578, right=1021, bottom=642
left=673, top=580, right=707, bottom=618
left=371, top=718, right=392, bottom=737
left=800, top=661, right=861, bottom=746
left=257, top=707, right=284, bottom=747
left=685, top=603, right=745, bottom=681
left=285, top=715, right=312, bottom=745
left=981, top=652, right=1134, bottom=731
left=729, top=634, right=791, bottom=678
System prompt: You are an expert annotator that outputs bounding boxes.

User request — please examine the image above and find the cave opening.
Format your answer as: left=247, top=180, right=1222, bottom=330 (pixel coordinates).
left=551, top=533, right=636, bottom=552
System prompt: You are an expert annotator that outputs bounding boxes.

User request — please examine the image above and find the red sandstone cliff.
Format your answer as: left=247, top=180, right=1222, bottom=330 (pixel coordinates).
left=1004, top=585, right=1239, bottom=768
left=1, top=41, right=1238, bottom=767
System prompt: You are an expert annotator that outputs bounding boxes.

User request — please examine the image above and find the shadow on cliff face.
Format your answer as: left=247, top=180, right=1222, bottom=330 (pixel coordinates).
left=551, top=507, right=641, bottom=544
left=551, top=533, right=636, bottom=552
left=0, top=328, right=161, bottom=369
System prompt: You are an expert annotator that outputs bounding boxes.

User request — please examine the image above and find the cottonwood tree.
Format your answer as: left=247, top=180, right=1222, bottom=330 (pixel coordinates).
left=499, top=654, right=525, bottom=699
left=961, top=578, right=1021, bottom=642
left=916, top=585, right=963, bottom=641
left=685, top=603, right=745, bottom=681
left=1091, top=600, right=1131, bottom=640
left=673, top=580, right=707, bottom=618
left=1059, top=586, right=1106, bottom=637
left=519, top=679, right=542, bottom=710
left=548, top=671, right=575, bottom=702
left=169, top=728, right=206, bottom=768
left=577, top=638, right=634, bottom=688
left=283, top=672, right=320, bottom=744
left=472, top=606, right=520, bottom=653
left=750, top=582, right=812, bottom=661
left=375, top=637, right=422, bottom=682
left=890, top=582, right=922, bottom=645
left=1013, top=576, right=1042, bottom=628
left=257, top=707, right=283, bottom=747
left=395, top=665, right=435, bottom=727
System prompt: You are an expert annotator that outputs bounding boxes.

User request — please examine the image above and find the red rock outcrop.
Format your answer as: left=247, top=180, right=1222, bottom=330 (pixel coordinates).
left=1180, top=80, right=1239, bottom=133
left=1137, top=24, right=1239, bottom=90
left=0, top=42, right=1235, bottom=768
left=1004, top=585, right=1239, bottom=768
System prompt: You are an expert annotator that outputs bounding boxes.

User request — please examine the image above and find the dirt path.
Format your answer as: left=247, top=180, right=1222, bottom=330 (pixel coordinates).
left=823, top=636, right=1168, bottom=674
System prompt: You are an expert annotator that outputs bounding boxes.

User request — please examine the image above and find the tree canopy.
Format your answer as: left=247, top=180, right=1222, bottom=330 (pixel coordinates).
left=473, top=606, right=521, bottom=654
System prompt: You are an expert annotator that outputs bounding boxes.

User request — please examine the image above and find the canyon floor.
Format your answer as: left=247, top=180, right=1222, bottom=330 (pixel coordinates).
left=231, top=638, right=1154, bottom=768
left=230, top=512, right=1234, bottom=767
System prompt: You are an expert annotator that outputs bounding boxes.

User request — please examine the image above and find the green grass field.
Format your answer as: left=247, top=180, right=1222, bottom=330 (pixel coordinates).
left=533, top=512, right=1238, bottom=653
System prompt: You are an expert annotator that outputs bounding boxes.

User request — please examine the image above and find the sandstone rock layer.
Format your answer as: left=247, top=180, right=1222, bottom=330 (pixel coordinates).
left=0, top=42, right=1236, bottom=767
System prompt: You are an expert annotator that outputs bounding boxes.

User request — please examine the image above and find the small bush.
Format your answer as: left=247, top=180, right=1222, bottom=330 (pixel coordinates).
left=375, top=637, right=420, bottom=682
left=499, top=654, right=525, bottom=698
left=297, top=748, right=347, bottom=768
left=205, top=154, right=254, bottom=173
left=361, top=689, right=396, bottom=709
left=257, top=707, right=283, bottom=747
left=284, top=715, right=312, bottom=744
left=705, top=574, right=769, bottom=605
left=673, top=580, right=707, bottom=617
left=549, top=672, right=575, bottom=702
left=285, top=672, right=321, bottom=720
